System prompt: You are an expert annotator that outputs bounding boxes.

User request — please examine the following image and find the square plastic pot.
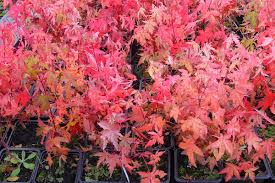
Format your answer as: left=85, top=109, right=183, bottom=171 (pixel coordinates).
left=78, top=151, right=126, bottom=183
left=174, top=149, right=223, bottom=183
left=161, top=149, right=171, bottom=183
left=0, top=148, right=41, bottom=183
left=265, top=157, right=275, bottom=182
left=227, top=157, right=271, bottom=183
left=33, top=150, right=82, bottom=183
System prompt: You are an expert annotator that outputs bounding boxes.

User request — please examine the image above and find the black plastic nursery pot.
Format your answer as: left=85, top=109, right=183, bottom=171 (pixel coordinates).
left=126, top=149, right=171, bottom=183
left=174, top=149, right=223, bottom=183
left=266, top=157, right=275, bottom=182
left=272, top=166, right=275, bottom=182
left=0, top=148, right=40, bottom=183
left=78, top=151, right=126, bottom=183
left=33, top=150, right=82, bottom=183
left=7, top=120, right=43, bottom=148
left=227, top=157, right=271, bottom=183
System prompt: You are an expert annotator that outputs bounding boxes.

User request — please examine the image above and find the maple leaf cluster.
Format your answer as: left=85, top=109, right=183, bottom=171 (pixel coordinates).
left=0, top=0, right=274, bottom=182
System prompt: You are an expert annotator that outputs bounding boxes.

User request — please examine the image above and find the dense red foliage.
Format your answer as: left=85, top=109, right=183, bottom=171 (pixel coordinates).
left=0, top=0, right=274, bottom=182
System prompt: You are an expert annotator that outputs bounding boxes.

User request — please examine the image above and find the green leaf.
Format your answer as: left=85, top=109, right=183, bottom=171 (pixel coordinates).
left=4, top=156, right=11, bottom=162
left=57, top=177, right=64, bottom=183
left=21, top=151, right=26, bottom=160
left=10, top=157, right=19, bottom=164
left=10, top=167, right=20, bottom=177
left=12, top=153, right=20, bottom=161
left=25, top=152, right=36, bottom=160
left=6, top=176, right=19, bottom=182
left=23, top=162, right=35, bottom=170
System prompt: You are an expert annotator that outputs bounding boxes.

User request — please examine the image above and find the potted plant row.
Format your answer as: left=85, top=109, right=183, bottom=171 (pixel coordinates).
left=1, top=118, right=275, bottom=183
left=0, top=118, right=172, bottom=183
left=0, top=147, right=171, bottom=183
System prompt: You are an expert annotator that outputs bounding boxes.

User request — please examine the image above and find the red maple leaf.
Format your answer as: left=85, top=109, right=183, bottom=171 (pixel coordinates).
left=219, top=163, right=241, bottom=182
left=245, top=131, right=262, bottom=153
left=207, top=135, right=233, bottom=161
left=17, top=90, right=30, bottom=106
left=145, top=130, right=164, bottom=148
left=95, top=152, right=121, bottom=175
left=138, top=167, right=166, bottom=183
left=240, top=162, right=258, bottom=183
left=179, top=138, right=204, bottom=167
left=258, top=89, right=275, bottom=110
left=98, top=121, right=122, bottom=150
left=130, top=106, right=146, bottom=123
left=259, top=139, right=275, bottom=161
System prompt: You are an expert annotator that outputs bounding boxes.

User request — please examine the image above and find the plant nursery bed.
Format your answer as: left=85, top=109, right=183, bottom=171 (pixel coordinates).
left=0, top=1, right=274, bottom=183
left=0, top=148, right=40, bottom=182
left=34, top=151, right=81, bottom=183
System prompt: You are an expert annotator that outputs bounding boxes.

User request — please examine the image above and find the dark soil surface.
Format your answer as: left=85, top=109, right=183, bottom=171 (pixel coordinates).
left=36, top=153, right=80, bottom=183
left=9, top=122, right=42, bottom=148
left=66, top=135, right=88, bottom=150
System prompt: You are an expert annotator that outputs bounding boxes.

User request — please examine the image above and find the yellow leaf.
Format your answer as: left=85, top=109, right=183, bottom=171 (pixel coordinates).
left=67, top=121, right=77, bottom=128
left=241, top=38, right=255, bottom=51
left=56, top=13, right=66, bottom=24
left=245, top=11, right=258, bottom=29
left=6, top=176, right=19, bottom=182
left=25, top=56, right=40, bottom=77
left=34, top=94, right=50, bottom=111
